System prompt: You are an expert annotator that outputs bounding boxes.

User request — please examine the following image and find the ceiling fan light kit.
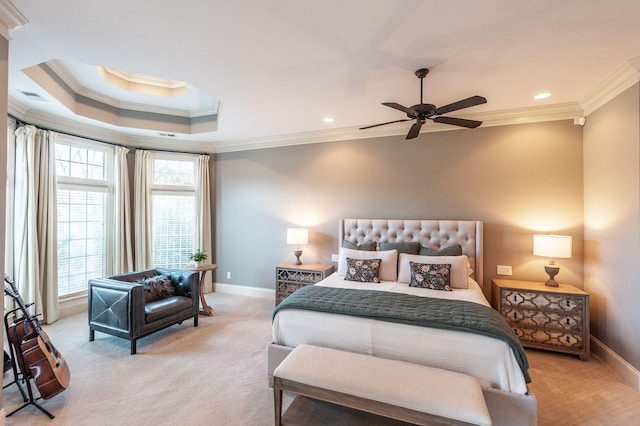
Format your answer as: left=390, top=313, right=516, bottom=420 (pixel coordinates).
left=360, top=68, right=487, bottom=139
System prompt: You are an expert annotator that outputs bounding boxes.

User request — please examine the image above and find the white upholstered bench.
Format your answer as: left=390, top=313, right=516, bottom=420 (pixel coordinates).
left=273, top=344, right=492, bottom=426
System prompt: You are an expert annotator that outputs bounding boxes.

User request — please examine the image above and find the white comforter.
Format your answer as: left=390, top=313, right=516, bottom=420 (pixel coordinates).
left=271, top=273, right=528, bottom=394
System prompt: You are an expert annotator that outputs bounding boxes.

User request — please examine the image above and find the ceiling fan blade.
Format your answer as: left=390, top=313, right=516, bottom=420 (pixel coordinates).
left=432, top=116, right=483, bottom=129
left=359, top=118, right=412, bottom=130
left=382, top=102, right=418, bottom=117
left=434, top=95, right=487, bottom=115
left=406, top=121, right=423, bottom=139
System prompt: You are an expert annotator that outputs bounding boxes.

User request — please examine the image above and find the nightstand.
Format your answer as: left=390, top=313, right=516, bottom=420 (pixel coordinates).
left=492, top=278, right=590, bottom=360
left=275, top=263, right=334, bottom=305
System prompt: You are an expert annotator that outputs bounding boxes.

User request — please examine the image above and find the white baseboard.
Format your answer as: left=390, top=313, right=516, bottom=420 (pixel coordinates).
left=591, top=336, right=640, bottom=390
left=214, top=282, right=274, bottom=300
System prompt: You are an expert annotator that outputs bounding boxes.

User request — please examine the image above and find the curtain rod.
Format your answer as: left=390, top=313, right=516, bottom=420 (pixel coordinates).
left=7, top=114, right=209, bottom=156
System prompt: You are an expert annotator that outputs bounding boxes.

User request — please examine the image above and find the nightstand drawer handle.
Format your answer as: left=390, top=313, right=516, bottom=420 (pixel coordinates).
left=566, top=318, right=571, bottom=325
left=566, top=336, right=571, bottom=343
left=513, top=312, right=517, bottom=320
left=566, top=300, right=571, bottom=307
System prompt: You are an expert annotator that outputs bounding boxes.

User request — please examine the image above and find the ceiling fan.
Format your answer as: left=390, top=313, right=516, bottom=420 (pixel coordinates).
left=360, top=68, right=487, bottom=139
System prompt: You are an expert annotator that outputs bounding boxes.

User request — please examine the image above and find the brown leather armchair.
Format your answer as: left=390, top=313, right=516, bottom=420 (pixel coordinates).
left=88, top=268, right=200, bottom=354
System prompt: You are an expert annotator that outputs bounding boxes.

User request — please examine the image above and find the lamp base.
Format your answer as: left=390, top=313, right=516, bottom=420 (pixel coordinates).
left=293, top=249, right=302, bottom=265
left=544, top=265, right=560, bottom=287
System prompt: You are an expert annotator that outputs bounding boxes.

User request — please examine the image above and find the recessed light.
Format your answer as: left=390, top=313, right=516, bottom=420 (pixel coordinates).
left=323, top=117, right=335, bottom=123
left=534, top=92, right=552, bottom=100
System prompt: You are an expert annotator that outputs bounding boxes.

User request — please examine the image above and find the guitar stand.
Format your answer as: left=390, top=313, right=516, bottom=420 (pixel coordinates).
left=3, top=307, right=55, bottom=419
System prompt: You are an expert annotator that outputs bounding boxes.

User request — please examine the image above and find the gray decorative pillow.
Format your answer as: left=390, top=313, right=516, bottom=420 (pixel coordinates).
left=409, top=262, right=452, bottom=291
left=419, top=244, right=463, bottom=256
left=345, top=258, right=381, bottom=283
left=342, top=240, right=377, bottom=251
left=139, top=275, right=175, bottom=303
left=379, top=241, right=420, bottom=255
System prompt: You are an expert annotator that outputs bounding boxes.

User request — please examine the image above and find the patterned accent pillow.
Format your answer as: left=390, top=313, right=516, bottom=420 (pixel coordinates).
left=409, top=262, right=452, bottom=291
left=345, top=258, right=381, bottom=283
left=139, top=275, right=175, bottom=303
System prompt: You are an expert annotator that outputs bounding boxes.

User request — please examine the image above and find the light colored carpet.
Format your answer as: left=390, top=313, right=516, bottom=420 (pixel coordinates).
left=3, top=292, right=639, bottom=425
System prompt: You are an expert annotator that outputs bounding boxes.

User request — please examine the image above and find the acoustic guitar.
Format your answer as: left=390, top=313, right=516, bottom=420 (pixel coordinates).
left=4, top=274, right=70, bottom=400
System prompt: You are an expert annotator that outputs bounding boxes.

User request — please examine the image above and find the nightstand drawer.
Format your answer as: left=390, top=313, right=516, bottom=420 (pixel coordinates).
left=514, top=327, right=585, bottom=350
left=502, top=305, right=583, bottom=332
left=277, top=269, right=324, bottom=284
left=501, top=290, right=584, bottom=313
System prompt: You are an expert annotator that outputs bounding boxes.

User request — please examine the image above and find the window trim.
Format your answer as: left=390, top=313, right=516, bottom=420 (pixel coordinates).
left=55, top=136, right=115, bottom=298
left=148, top=153, right=199, bottom=268
left=150, top=151, right=198, bottom=188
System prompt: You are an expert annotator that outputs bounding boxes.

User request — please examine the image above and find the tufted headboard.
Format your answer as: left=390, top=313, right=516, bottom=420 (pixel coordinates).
left=339, top=219, right=484, bottom=287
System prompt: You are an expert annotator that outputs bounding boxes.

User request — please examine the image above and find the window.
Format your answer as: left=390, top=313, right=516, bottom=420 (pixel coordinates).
left=150, top=155, right=197, bottom=268
left=55, top=140, right=112, bottom=297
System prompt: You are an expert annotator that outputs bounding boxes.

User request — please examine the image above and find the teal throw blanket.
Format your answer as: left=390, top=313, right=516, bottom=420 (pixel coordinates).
left=273, top=285, right=530, bottom=383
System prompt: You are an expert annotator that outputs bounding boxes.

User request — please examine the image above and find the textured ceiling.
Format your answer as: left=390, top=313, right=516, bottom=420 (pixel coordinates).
left=6, top=0, right=640, bottom=152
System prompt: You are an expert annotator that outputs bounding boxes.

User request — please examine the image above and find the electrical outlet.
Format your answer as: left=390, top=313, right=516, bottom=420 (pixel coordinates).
left=226, top=272, right=231, bottom=280
left=331, top=254, right=339, bottom=262
left=496, top=265, right=512, bottom=276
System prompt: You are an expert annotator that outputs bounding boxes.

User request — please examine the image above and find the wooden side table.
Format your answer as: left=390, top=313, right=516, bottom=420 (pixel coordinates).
left=275, top=263, right=334, bottom=305
left=492, top=278, right=590, bottom=360
left=186, top=263, right=218, bottom=316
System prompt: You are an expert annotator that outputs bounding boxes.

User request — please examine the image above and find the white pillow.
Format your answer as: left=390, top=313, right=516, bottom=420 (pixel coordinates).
left=398, top=253, right=469, bottom=289
left=338, top=248, right=398, bottom=282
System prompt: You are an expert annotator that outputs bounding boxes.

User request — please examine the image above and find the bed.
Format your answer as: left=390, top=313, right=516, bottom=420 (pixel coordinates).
left=267, top=219, right=537, bottom=425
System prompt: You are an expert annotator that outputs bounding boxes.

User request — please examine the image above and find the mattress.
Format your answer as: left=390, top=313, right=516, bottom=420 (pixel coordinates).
left=271, top=272, right=528, bottom=394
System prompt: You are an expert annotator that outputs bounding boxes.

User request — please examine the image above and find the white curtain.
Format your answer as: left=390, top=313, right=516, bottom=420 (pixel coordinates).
left=5, top=120, right=17, bottom=315
left=134, top=149, right=152, bottom=270
left=12, top=125, right=59, bottom=323
left=113, top=145, right=133, bottom=273
left=5, top=120, right=16, bottom=281
left=195, top=154, right=212, bottom=290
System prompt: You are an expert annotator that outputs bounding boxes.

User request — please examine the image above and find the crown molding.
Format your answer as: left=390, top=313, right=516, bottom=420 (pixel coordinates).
left=580, top=57, right=640, bottom=116
left=212, top=102, right=584, bottom=153
left=6, top=95, right=588, bottom=155
left=9, top=95, right=215, bottom=153
left=467, top=102, right=583, bottom=128
left=0, top=0, right=27, bottom=40
left=14, top=107, right=136, bottom=146
left=7, top=94, right=30, bottom=116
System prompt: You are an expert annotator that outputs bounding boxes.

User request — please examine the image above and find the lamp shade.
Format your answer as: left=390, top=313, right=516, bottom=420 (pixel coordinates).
left=287, top=228, right=308, bottom=246
left=533, top=234, right=572, bottom=259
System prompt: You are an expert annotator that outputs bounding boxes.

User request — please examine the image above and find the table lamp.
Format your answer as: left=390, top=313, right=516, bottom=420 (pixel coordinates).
left=533, top=234, right=572, bottom=287
left=287, top=228, right=308, bottom=265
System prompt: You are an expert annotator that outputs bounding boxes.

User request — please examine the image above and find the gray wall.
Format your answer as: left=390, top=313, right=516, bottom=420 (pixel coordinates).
left=214, top=119, right=584, bottom=300
left=584, top=83, right=640, bottom=370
